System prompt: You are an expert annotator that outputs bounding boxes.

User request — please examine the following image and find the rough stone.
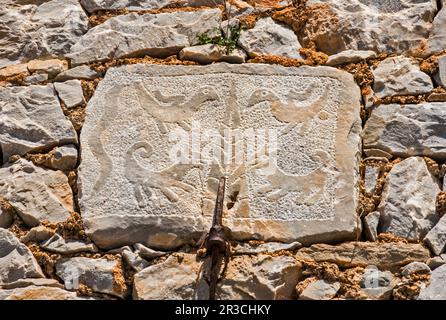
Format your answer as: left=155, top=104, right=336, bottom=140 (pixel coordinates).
left=78, top=63, right=361, bottom=250
left=41, top=234, right=98, bottom=254
left=54, top=65, right=100, bottom=82
left=302, top=0, right=437, bottom=55
left=326, top=50, right=376, bottom=66
left=54, top=80, right=85, bottom=108
left=179, top=44, right=247, bottom=64
left=298, top=280, right=340, bottom=300
left=79, top=0, right=173, bottom=12
left=122, top=249, right=149, bottom=272
left=424, top=4, right=446, bottom=56
left=24, top=73, right=48, bottom=85
left=68, top=9, right=222, bottom=65
left=0, top=159, right=74, bottom=227
left=234, top=241, right=302, bottom=255
left=363, top=211, right=380, bottom=242
left=360, top=265, right=395, bottom=300
left=47, top=145, right=78, bottom=171
left=418, top=264, right=446, bottom=300
left=372, top=56, right=433, bottom=98
left=427, top=255, right=446, bottom=270
left=133, top=244, right=168, bottom=260
left=377, top=157, right=440, bottom=241
left=363, top=103, right=446, bottom=160
left=133, top=253, right=302, bottom=300
left=0, top=63, right=29, bottom=79
left=364, top=166, right=380, bottom=196
left=238, top=17, right=302, bottom=59
left=0, top=285, right=82, bottom=300
left=0, top=278, right=63, bottom=290
left=0, top=201, right=13, bottom=229
left=295, top=242, right=430, bottom=271
left=424, top=214, right=446, bottom=256
left=20, top=226, right=55, bottom=243
left=0, top=0, right=89, bottom=68
left=436, top=55, right=446, bottom=88
left=0, top=84, right=78, bottom=162
left=27, top=59, right=68, bottom=79
left=0, top=228, right=44, bottom=284
left=401, top=262, right=431, bottom=276
left=56, top=257, right=128, bottom=298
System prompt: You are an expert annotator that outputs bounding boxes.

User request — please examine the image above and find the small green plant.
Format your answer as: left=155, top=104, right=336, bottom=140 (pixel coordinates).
left=198, top=26, right=243, bottom=55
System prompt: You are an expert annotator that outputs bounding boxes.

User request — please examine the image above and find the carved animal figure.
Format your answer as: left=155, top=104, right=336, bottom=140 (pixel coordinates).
left=254, top=150, right=330, bottom=205
left=124, top=141, right=196, bottom=207
left=247, top=85, right=330, bottom=135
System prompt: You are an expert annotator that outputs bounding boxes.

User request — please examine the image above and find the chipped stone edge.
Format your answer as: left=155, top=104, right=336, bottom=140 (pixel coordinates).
left=80, top=63, right=362, bottom=250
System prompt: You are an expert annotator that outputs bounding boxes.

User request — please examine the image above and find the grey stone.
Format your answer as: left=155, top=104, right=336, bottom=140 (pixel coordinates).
left=78, top=63, right=361, bottom=250
left=372, top=56, right=433, bottom=98
left=238, top=17, right=302, bottom=59
left=179, top=44, right=247, bottom=64
left=295, top=242, right=430, bottom=271
left=0, top=0, right=89, bottom=68
left=363, top=103, right=446, bottom=160
left=24, top=73, right=48, bottom=85
left=427, top=255, right=446, bottom=270
left=0, top=228, right=44, bottom=284
left=299, top=280, right=340, bottom=300
left=54, top=65, right=100, bottom=82
left=0, top=84, right=78, bottom=163
left=68, top=9, right=222, bottom=65
left=360, top=265, right=395, bottom=300
left=54, top=80, right=85, bottom=108
left=302, top=0, right=437, bottom=55
left=41, top=234, right=98, bottom=254
left=418, top=264, right=446, bottom=300
left=133, top=243, right=168, bottom=260
left=0, top=202, right=13, bottom=229
left=0, top=278, right=63, bottom=290
left=377, top=157, right=440, bottom=241
left=27, top=59, right=68, bottom=79
left=401, top=262, right=431, bottom=276
left=79, top=0, right=173, bottom=13
left=424, top=214, right=446, bottom=256
left=436, top=55, right=446, bottom=88
left=326, top=50, right=377, bottom=66
left=122, top=249, right=149, bottom=272
left=56, top=257, right=128, bottom=298
left=363, top=211, right=380, bottom=242
left=133, top=253, right=302, bottom=300
left=234, top=241, right=302, bottom=255
left=20, top=226, right=55, bottom=243
left=424, top=4, right=446, bottom=56
left=0, top=159, right=74, bottom=227
left=364, top=166, right=380, bottom=195
left=48, top=145, right=78, bottom=171
left=0, top=285, right=82, bottom=300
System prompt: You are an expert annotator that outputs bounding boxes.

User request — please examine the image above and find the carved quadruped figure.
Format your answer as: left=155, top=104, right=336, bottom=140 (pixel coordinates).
left=254, top=149, right=330, bottom=205
left=247, top=85, right=330, bottom=135
left=125, top=141, right=196, bottom=207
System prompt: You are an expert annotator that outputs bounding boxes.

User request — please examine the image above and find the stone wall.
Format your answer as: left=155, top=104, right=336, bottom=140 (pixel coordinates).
left=1, top=0, right=446, bottom=300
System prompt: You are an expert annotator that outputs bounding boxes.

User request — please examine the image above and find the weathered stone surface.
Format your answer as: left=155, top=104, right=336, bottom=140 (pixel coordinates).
left=372, top=56, right=433, bottom=98
left=179, top=44, right=247, bottom=64
left=364, top=166, right=380, bottom=196
left=238, top=17, right=302, bottom=59
left=234, top=241, right=302, bottom=255
left=0, top=228, right=44, bottom=284
left=402, top=262, right=431, bottom=276
left=0, top=200, right=13, bottom=229
left=326, top=50, right=376, bottom=66
left=24, top=73, right=48, bottom=85
left=41, top=234, right=98, bottom=254
left=20, top=226, right=55, bottom=243
left=133, top=253, right=302, bottom=300
left=0, top=285, right=81, bottom=300
left=46, top=145, right=78, bottom=171
left=302, top=0, right=437, bottom=55
left=424, top=214, right=446, bottom=256
left=424, top=4, right=446, bottom=56
left=0, top=0, right=89, bottom=68
left=360, top=265, right=395, bottom=300
left=133, top=243, right=168, bottom=260
left=56, top=257, right=128, bottom=298
left=78, top=63, right=361, bottom=250
left=295, top=242, right=430, bottom=270
left=0, top=63, right=29, bottom=79
left=298, top=280, right=340, bottom=300
left=418, top=264, right=446, bottom=300
left=68, top=9, right=221, bottom=65
left=363, top=211, right=380, bottom=242
left=436, top=55, right=446, bottom=88
left=0, top=278, right=63, bottom=290
left=54, top=65, right=100, bottom=82
left=27, top=59, right=68, bottom=78
left=54, top=80, right=85, bottom=108
left=377, top=157, right=440, bottom=241
left=0, top=159, right=74, bottom=227
left=122, top=249, right=149, bottom=272
left=0, top=84, right=78, bottom=162
left=79, top=0, right=172, bottom=12
left=363, top=103, right=446, bottom=160
left=427, top=255, right=446, bottom=270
